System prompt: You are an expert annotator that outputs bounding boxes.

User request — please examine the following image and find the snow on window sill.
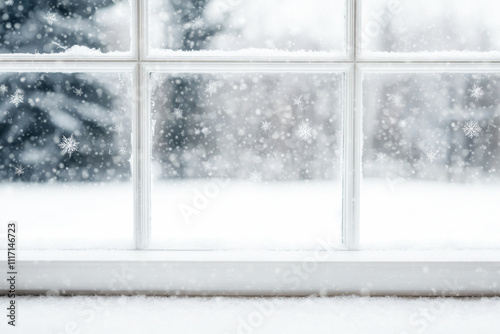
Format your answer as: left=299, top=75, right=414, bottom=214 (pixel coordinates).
left=4, top=250, right=499, bottom=297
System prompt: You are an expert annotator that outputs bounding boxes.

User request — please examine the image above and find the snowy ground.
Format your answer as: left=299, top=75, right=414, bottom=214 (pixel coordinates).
left=1, top=296, right=499, bottom=334
left=1, top=179, right=499, bottom=250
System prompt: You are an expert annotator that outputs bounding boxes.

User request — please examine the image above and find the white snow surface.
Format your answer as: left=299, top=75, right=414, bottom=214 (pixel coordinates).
left=1, top=179, right=500, bottom=250
left=1, top=296, right=499, bottom=334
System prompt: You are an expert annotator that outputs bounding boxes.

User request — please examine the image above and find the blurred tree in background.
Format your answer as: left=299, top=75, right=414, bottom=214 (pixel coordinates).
left=0, top=0, right=130, bottom=182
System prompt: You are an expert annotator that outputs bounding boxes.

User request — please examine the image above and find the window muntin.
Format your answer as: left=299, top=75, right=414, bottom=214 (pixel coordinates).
left=149, top=70, right=344, bottom=250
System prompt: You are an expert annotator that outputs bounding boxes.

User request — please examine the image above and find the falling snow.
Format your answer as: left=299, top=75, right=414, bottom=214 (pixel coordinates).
left=425, top=149, right=439, bottom=163
left=469, top=83, right=484, bottom=101
left=249, top=170, right=262, bottom=183
left=0, top=84, right=7, bottom=94
left=261, top=120, right=272, bottom=132
left=202, top=161, right=212, bottom=171
left=376, top=153, right=387, bottom=162
left=205, top=81, right=218, bottom=96
left=114, top=123, right=124, bottom=134
left=52, top=41, right=68, bottom=50
left=201, top=127, right=211, bottom=136
left=58, top=134, right=79, bottom=157
left=9, top=89, right=24, bottom=107
left=118, top=146, right=127, bottom=155
left=297, top=122, right=312, bottom=141
left=44, top=11, right=58, bottom=25
left=293, top=96, right=303, bottom=107
left=462, top=120, right=481, bottom=138
left=398, top=119, right=407, bottom=128
left=5, top=0, right=13, bottom=6
left=73, top=87, right=83, bottom=96
left=14, top=165, right=24, bottom=176
left=388, top=94, right=404, bottom=107
left=172, top=107, right=183, bottom=119
left=191, top=16, right=204, bottom=29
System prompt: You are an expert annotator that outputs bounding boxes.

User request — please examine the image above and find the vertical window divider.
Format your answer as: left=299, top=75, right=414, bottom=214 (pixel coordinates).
left=134, top=0, right=151, bottom=249
left=342, top=0, right=360, bottom=250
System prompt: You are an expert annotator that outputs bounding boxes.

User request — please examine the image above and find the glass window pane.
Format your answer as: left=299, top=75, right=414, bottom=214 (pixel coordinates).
left=148, top=0, right=347, bottom=58
left=0, top=70, right=134, bottom=249
left=360, top=0, right=500, bottom=59
left=362, top=70, right=500, bottom=248
left=0, top=0, right=132, bottom=56
left=150, top=71, right=344, bottom=250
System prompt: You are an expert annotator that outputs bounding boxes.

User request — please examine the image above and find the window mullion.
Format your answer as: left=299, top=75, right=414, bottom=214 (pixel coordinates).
left=134, top=0, right=151, bottom=249
left=342, top=0, right=359, bottom=250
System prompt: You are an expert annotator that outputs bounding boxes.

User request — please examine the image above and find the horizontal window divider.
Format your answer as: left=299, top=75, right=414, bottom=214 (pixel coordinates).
left=357, top=62, right=500, bottom=72
left=141, top=62, right=352, bottom=73
left=3, top=59, right=500, bottom=66
left=0, top=62, right=136, bottom=72
left=2, top=250, right=499, bottom=296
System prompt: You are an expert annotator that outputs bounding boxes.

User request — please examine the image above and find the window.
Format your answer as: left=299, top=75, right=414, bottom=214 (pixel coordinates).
left=1, top=0, right=499, bottom=296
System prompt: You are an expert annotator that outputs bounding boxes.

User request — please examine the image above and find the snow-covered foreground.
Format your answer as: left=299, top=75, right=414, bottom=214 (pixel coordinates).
left=1, top=295, right=499, bottom=334
left=1, top=179, right=499, bottom=250
left=151, top=180, right=342, bottom=250
left=361, top=179, right=500, bottom=249
left=0, top=182, right=134, bottom=249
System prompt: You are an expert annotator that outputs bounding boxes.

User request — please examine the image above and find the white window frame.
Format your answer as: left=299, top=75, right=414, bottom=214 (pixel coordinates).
left=1, top=0, right=500, bottom=297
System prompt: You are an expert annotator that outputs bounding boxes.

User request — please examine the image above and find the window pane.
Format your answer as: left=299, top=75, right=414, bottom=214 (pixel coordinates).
left=148, top=0, right=347, bottom=57
left=0, top=0, right=131, bottom=56
left=360, top=0, right=500, bottom=59
left=150, top=71, right=344, bottom=250
left=362, top=70, right=500, bottom=248
left=0, top=70, right=133, bottom=249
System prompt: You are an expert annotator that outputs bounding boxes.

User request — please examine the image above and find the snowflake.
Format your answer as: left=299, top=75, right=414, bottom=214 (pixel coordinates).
left=14, top=165, right=24, bottom=177
left=249, top=170, right=262, bottom=183
left=9, top=89, right=24, bottom=107
left=201, top=127, right=211, bottom=136
left=44, top=11, right=58, bottom=25
left=191, top=16, right=204, bottom=29
left=118, top=145, right=127, bottom=155
left=58, top=134, right=79, bottom=157
left=5, top=0, right=13, bottom=6
left=462, top=120, right=481, bottom=138
left=297, top=122, right=312, bottom=141
left=469, top=83, right=484, bottom=101
left=293, top=96, right=303, bottom=107
left=172, top=107, right=183, bottom=119
left=0, top=84, right=7, bottom=94
left=202, top=161, right=212, bottom=171
left=52, top=41, right=67, bottom=50
left=73, top=87, right=83, bottom=96
left=398, top=118, right=407, bottom=128
left=205, top=81, right=218, bottom=96
left=487, top=121, right=498, bottom=130
left=261, top=120, right=272, bottom=132
left=425, top=149, right=439, bottom=164
left=114, top=123, right=124, bottom=134
left=375, top=152, right=387, bottom=162
left=388, top=94, right=404, bottom=107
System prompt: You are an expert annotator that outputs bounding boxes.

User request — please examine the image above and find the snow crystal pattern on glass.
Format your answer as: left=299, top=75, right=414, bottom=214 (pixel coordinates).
left=0, top=71, right=134, bottom=249
left=150, top=72, right=344, bottom=250
left=148, top=0, right=346, bottom=57
left=360, top=0, right=500, bottom=58
left=361, top=72, right=500, bottom=249
left=0, top=0, right=131, bottom=55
